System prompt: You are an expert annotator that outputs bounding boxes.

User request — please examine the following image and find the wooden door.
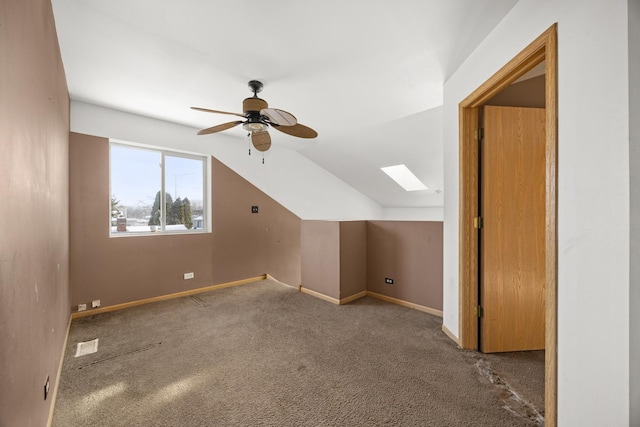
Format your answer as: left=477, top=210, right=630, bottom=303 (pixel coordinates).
left=480, top=105, right=546, bottom=353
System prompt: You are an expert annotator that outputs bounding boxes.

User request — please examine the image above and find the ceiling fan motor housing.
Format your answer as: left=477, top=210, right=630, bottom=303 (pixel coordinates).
left=243, top=97, right=268, bottom=113
left=242, top=97, right=269, bottom=132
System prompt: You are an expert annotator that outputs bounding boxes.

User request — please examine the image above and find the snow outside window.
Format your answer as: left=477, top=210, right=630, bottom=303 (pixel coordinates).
left=110, top=141, right=208, bottom=236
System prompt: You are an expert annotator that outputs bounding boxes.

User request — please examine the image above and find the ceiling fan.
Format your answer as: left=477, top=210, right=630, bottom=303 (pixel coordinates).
left=191, top=80, right=318, bottom=153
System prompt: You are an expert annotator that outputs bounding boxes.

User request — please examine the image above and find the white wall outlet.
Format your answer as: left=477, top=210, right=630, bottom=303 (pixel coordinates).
left=183, top=272, right=194, bottom=280
left=92, top=299, right=101, bottom=308
left=78, top=303, right=87, bottom=312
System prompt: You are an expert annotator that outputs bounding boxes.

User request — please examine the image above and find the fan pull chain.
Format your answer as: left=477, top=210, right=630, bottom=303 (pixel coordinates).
left=247, top=133, right=251, bottom=156
left=262, top=154, right=265, bottom=164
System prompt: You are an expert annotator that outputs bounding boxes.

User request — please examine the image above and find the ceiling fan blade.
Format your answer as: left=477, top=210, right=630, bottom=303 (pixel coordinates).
left=261, top=108, right=297, bottom=126
left=197, top=121, right=243, bottom=135
left=272, top=123, right=318, bottom=139
left=251, top=130, right=272, bottom=152
left=191, top=107, right=245, bottom=118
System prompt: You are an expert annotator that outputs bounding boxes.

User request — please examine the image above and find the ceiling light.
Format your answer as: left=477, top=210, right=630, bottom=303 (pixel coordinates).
left=242, top=122, right=267, bottom=132
left=381, top=164, right=428, bottom=192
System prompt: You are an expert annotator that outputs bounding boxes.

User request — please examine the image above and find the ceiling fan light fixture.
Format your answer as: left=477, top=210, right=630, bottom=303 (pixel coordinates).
left=243, top=122, right=268, bottom=132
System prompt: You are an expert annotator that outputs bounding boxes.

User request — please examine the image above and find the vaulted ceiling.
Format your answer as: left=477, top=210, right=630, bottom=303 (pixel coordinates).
left=51, top=0, right=518, bottom=208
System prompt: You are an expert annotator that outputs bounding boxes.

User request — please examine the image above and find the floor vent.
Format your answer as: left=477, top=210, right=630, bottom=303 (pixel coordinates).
left=75, top=339, right=99, bottom=357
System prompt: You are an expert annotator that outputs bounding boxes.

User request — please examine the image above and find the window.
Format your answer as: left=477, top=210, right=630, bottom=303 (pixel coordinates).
left=380, top=164, right=428, bottom=191
left=110, top=141, right=208, bottom=236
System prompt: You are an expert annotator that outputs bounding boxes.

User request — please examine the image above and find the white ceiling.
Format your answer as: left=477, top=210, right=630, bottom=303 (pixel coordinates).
left=51, top=0, right=518, bottom=208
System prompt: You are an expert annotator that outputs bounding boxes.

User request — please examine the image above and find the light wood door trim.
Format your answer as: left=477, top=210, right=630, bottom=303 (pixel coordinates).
left=458, top=24, right=557, bottom=425
left=459, top=105, right=479, bottom=346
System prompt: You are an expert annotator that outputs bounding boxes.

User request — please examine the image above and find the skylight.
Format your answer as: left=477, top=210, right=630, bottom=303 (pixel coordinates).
left=380, top=164, right=428, bottom=192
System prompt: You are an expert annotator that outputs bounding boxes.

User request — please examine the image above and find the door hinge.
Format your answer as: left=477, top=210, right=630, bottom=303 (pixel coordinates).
left=475, top=127, right=484, bottom=141
left=475, top=305, right=484, bottom=318
left=474, top=216, right=483, bottom=229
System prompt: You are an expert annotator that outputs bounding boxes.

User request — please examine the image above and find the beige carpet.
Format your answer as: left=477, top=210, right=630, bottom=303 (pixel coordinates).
left=53, top=279, right=543, bottom=426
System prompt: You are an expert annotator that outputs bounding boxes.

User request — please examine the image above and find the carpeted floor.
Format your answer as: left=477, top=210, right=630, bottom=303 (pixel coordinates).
left=53, top=279, right=543, bottom=426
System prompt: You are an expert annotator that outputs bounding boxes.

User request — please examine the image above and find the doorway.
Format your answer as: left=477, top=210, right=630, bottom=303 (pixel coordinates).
left=458, top=24, right=557, bottom=425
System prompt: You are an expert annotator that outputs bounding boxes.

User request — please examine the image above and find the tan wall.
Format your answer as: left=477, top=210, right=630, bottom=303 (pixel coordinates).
left=367, top=221, right=443, bottom=311
left=69, top=133, right=301, bottom=308
left=300, top=221, right=340, bottom=299
left=0, top=1, right=71, bottom=425
left=301, top=220, right=442, bottom=310
left=339, top=221, right=367, bottom=298
left=211, top=156, right=301, bottom=286
left=486, top=74, right=545, bottom=108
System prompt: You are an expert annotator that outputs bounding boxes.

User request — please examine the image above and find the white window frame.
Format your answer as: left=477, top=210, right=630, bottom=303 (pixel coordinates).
left=109, top=139, right=211, bottom=237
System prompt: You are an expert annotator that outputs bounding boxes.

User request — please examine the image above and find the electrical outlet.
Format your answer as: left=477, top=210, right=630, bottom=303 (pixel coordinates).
left=92, top=299, right=101, bottom=308
left=385, top=278, right=394, bottom=285
left=44, top=376, right=50, bottom=400
left=251, top=206, right=259, bottom=213
left=78, top=303, right=87, bottom=312
left=183, top=272, right=194, bottom=280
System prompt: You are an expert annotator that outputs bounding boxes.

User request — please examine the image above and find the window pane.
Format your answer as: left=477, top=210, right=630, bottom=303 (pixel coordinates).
left=110, top=145, right=161, bottom=234
left=110, top=142, right=207, bottom=236
left=164, top=155, right=205, bottom=231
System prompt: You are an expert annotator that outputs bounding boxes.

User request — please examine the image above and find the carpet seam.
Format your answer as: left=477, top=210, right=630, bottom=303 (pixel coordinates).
left=76, top=342, right=163, bottom=370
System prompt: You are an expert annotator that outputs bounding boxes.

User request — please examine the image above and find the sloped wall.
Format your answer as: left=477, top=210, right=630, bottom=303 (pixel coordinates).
left=70, top=101, right=384, bottom=221
left=0, top=0, right=71, bottom=425
left=211, top=155, right=302, bottom=285
left=69, top=133, right=301, bottom=308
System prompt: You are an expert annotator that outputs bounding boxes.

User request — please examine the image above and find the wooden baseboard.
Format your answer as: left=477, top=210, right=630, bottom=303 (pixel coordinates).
left=298, top=287, right=442, bottom=316
left=47, top=315, right=72, bottom=427
left=299, top=287, right=368, bottom=305
left=340, top=291, right=367, bottom=304
left=441, top=324, right=461, bottom=347
left=71, top=275, right=267, bottom=319
left=299, top=286, right=340, bottom=305
left=366, top=291, right=443, bottom=317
